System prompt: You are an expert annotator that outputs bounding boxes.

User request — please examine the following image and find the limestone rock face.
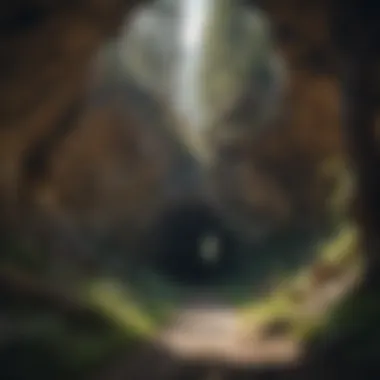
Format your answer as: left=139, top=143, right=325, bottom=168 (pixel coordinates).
left=0, top=0, right=144, bottom=217
left=0, top=0, right=349, bottom=268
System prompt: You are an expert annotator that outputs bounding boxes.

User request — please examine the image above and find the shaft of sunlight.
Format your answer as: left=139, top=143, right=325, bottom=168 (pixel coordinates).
left=175, top=0, right=211, bottom=133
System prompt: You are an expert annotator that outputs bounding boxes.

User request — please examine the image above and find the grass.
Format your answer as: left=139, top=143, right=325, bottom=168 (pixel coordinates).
left=82, top=277, right=160, bottom=338
left=239, top=223, right=363, bottom=342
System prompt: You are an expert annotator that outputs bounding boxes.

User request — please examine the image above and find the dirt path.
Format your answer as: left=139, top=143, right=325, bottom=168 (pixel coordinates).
left=155, top=296, right=300, bottom=367
left=153, top=256, right=360, bottom=363
left=93, top=259, right=361, bottom=380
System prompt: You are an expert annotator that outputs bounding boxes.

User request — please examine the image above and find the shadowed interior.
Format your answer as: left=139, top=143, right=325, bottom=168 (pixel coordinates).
left=148, top=202, right=242, bottom=288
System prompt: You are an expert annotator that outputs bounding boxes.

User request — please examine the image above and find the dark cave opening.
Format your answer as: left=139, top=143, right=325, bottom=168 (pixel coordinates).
left=149, top=202, right=242, bottom=288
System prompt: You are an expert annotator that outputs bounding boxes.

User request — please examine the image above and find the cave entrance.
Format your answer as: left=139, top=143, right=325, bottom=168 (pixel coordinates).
left=150, top=202, right=241, bottom=288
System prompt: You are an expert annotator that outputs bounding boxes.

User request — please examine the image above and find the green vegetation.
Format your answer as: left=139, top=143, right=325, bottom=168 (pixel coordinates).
left=240, top=224, right=362, bottom=342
